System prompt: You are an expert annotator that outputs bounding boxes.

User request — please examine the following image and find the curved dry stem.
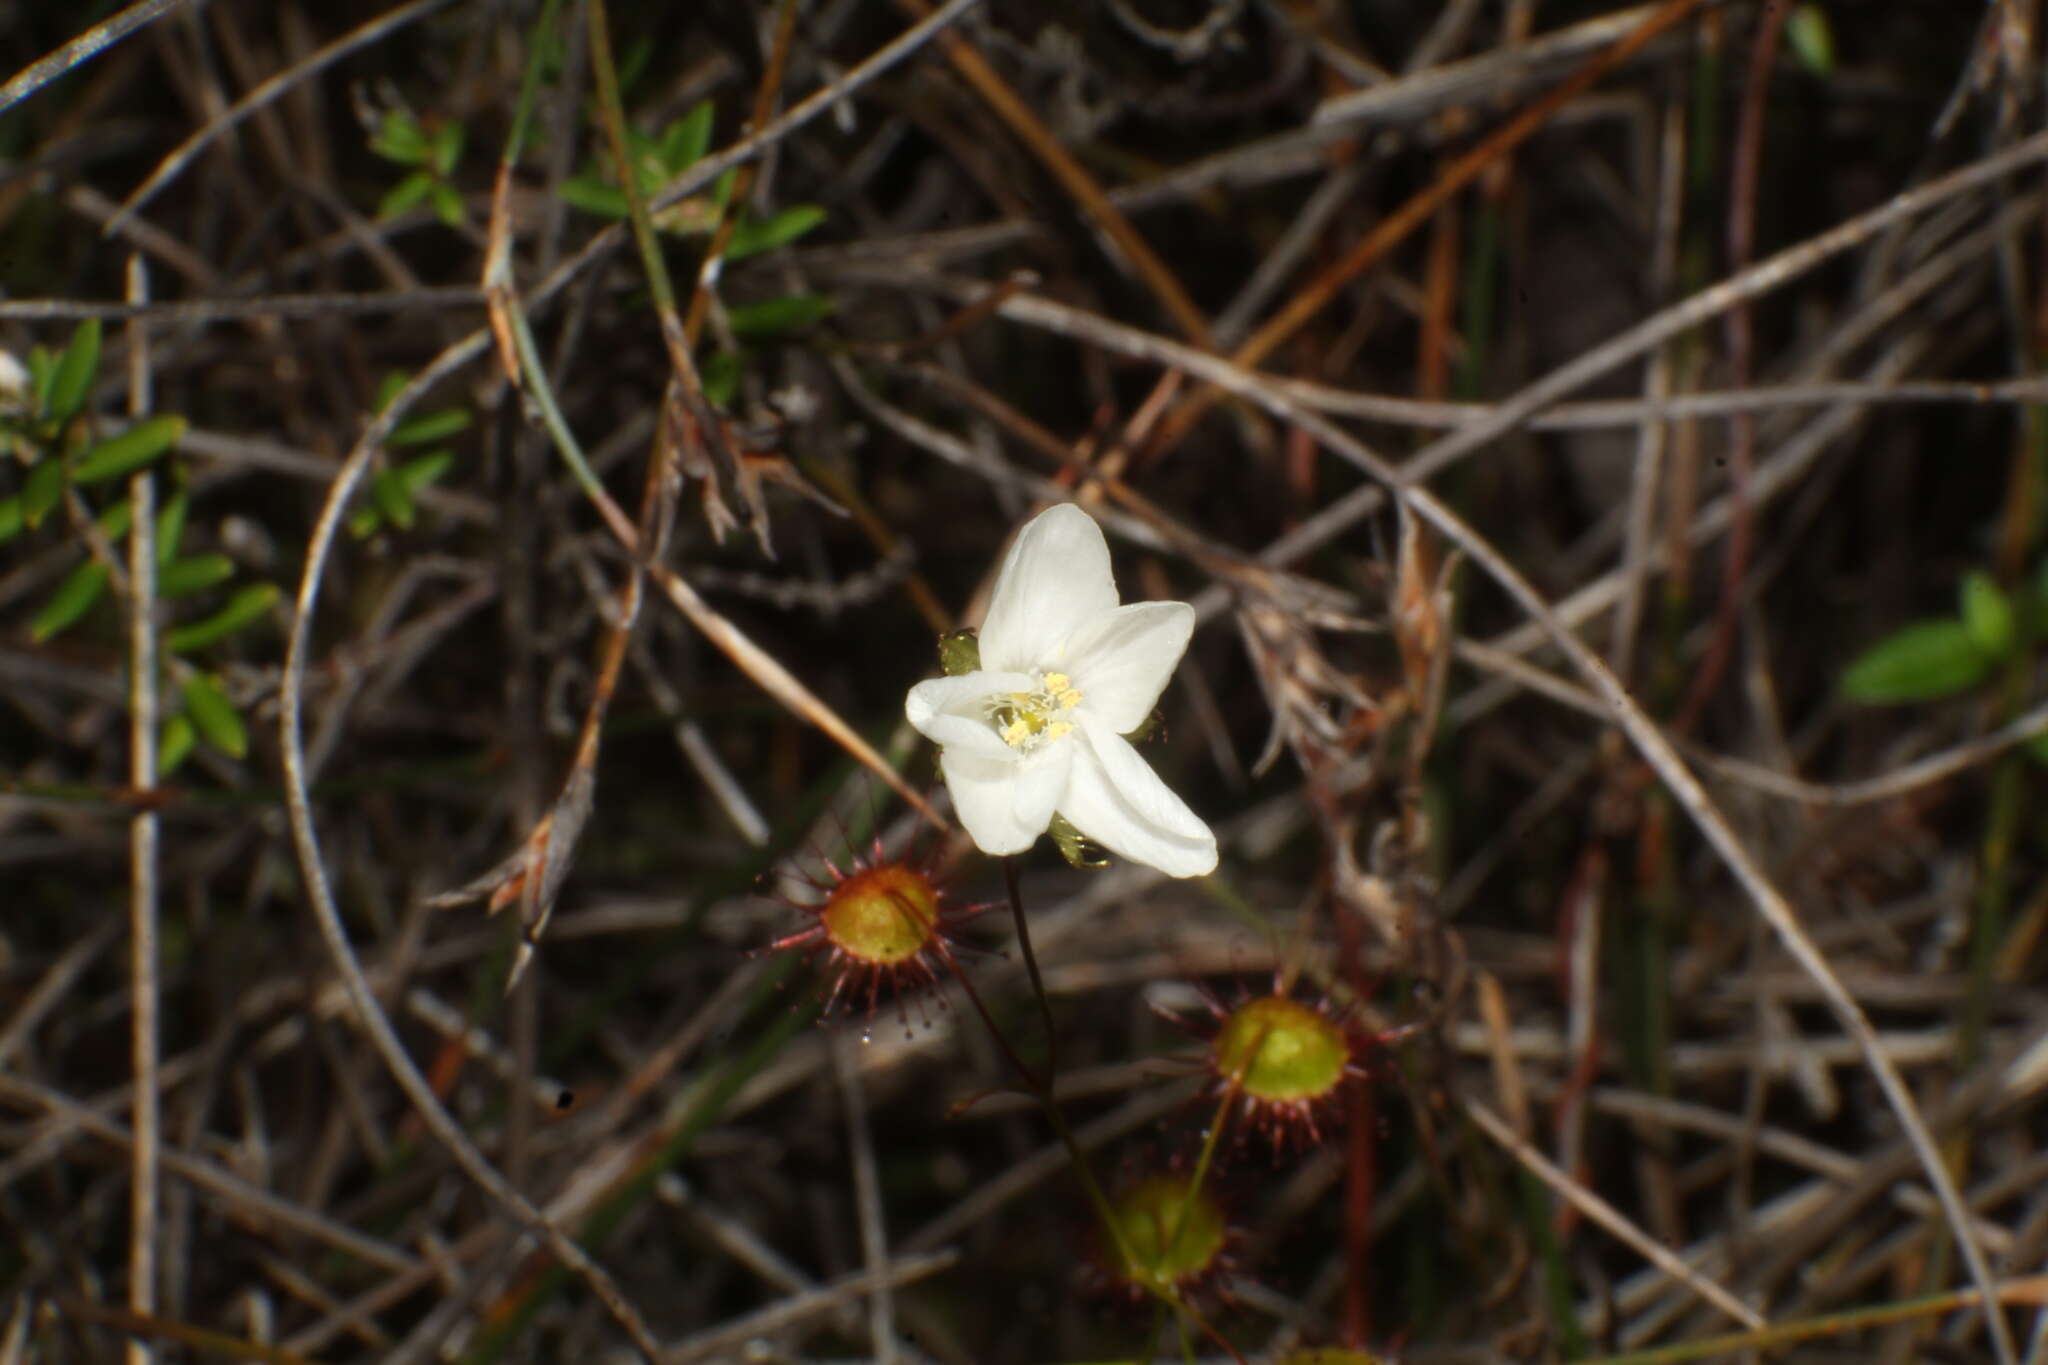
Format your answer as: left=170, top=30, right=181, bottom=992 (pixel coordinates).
left=277, top=358, right=665, bottom=1364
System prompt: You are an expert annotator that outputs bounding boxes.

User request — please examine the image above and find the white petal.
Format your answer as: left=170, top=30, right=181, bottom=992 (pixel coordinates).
left=1012, top=737, right=1073, bottom=836
left=906, top=672, right=1036, bottom=762
left=1060, top=711, right=1216, bottom=877
left=979, top=504, right=1118, bottom=673
left=939, top=740, right=1070, bottom=857
left=1060, top=601, right=1194, bottom=733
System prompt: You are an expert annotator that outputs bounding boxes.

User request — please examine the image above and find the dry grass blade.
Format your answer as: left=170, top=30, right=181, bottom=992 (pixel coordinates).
left=0, top=0, right=192, bottom=115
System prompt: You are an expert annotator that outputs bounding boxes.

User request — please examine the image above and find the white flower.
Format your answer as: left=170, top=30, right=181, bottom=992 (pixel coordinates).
left=906, top=504, right=1217, bottom=877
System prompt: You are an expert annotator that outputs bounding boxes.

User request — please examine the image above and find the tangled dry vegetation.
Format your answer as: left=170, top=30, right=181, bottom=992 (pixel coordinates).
left=5, top=1, right=2048, bottom=1362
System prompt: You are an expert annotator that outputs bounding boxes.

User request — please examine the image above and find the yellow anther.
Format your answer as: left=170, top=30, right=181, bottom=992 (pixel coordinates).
left=1000, top=717, right=1030, bottom=747
left=1045, top=721, right=1073, bottom=742
left=1056, top=687, right=1083, bottom=709
left=1043, top=673, right=1071, bottom=692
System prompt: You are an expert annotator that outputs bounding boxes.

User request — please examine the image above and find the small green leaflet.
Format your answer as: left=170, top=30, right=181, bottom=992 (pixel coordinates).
left=181, top=672, right=247, bottom=759
left=166, top=583, right=279, bottom=654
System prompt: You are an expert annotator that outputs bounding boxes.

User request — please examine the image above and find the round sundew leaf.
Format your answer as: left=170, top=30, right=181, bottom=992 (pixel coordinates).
left=821, top=864, right=940, bottom=966
left=1108, top=1174, right=1226, bottom=1291
left=1214, top=996, right=1348, bottom=1103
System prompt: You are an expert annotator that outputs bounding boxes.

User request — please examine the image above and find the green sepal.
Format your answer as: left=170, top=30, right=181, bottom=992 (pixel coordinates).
left=938, top=628, right=981, bottom=677
left=1123, top=709, right=1162, bottom=745
left=1048, top=813, right=1107, bottom=869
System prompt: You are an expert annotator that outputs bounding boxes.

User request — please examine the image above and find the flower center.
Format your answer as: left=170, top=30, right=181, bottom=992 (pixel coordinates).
left=989, top=671, right=1083, bottom=751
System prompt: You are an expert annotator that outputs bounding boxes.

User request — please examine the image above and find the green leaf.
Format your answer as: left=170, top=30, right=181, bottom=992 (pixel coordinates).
left=32, top=559, right=109, bottom=641
left=0, top=495, right=21, bottom=544
left=698, top=349, right=741, bottom=407
left=662, top=102, right=714, bottom=171
left=1960, top=571, right=2015, bottom=658
left=158, top=553, right=235, bottom=597
left=181, top=672, right=247, bottom=759
left=158, top=712, right=195, bottom=777
left=46, top=319, right=101, bottom=424
left=27, top=344, right=54, bottom=414
left=724, top=205, right=826, bottom=262
left=725, top=293, right=834, bottom=339
left=154, top=488, right=188, bottom=567
left=23, top=457, right=65, bottom=527
left=96, top=496, right=133, bottom=540
left=372, top=468, right=415, bottom=530
left=1787, top=3, right=1834, bottom=76
left=428, top=181, right=466, bottom=228
left=73, top=416, right=185, bottom=484
left=388, top=407, right=469, bottom=447
left=615, top=35, right=653, bottom=95
left=379, top=169, right=437, bottom=220
left=347, top=504, right=383, bottom=539
left=395, top=450, right=454, bottom=495
left=165, top=583, right=278, bottom=654
left=374, top=371, right=410, bottom=413
left=1840, top=619, right=1993, bottom=704
left=430, top=120, right=465, bottom=177
left=561, top=175, right=629, bottom=218
left=371, top=109, right=429, bottom=164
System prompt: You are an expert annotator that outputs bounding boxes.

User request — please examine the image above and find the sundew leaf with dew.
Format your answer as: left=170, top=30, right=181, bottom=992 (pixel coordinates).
left=1841, top=619, right=1992, bottom=704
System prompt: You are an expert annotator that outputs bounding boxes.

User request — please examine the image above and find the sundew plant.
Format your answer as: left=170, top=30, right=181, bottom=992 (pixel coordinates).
left=5, top=4, right=2048, bottom=1365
